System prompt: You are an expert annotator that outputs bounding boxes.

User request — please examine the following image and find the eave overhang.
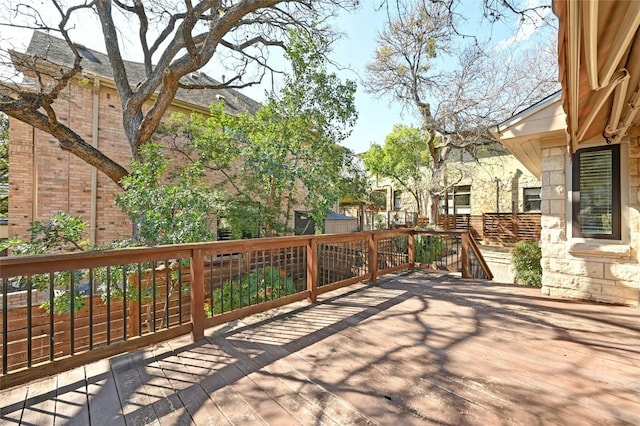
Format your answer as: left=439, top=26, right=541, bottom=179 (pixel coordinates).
left=554, top=0, right=640, bottom=152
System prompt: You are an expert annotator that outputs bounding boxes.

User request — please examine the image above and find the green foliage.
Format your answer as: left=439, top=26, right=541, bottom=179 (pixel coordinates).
left=363, top=125, right=431, bottom=177
left=116, top=143, right=217, bottom=245
left=0, top=212, right=89, bottom=314
left=1, top=211, right=89, bottom=255
left=161, top=30, right=365, bottom=237
left=362, top=125, right=432, bottom=215
left=206, top=267, right=295, bottom=316
left=414, top=234, right=445, bottom=263
left=511, top=240, right=542, bottom=287
left=369, top=191, right=387, bottom=209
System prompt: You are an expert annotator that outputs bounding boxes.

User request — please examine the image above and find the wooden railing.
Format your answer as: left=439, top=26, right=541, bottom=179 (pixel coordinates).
left=0, top=229, right=490, bottom=389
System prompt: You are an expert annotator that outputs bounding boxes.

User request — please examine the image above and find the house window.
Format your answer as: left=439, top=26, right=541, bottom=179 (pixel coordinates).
left=572, top=144, right=620, bottom=240
left=523, top=187, right=541, bottom=212
left=393, top=190, right=402, bottom=210
left=443, top=185, right=471, bottom=214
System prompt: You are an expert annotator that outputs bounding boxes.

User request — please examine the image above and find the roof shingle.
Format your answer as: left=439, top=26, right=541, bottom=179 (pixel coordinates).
left=21, top=31, right=261, bottom=114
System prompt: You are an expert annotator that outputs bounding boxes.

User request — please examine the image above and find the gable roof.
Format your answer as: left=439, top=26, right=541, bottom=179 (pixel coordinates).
left=13, top=31, right=261, bottom=115
left=491, top=92, right=567, bottom=178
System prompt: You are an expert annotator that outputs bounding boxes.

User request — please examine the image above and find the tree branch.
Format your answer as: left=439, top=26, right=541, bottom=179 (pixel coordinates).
left=2, top=95, right=129, bottom=185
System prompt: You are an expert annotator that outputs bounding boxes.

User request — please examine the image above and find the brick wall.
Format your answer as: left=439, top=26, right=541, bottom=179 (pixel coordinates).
left=9, top=81, right=132, bottom=245
left=8, top=78, right=306, bottom=245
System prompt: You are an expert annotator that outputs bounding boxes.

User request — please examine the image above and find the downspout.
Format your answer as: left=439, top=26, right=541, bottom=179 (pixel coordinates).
left=495, top=178, right=500, bottom=213
left=90, top=79, right=100, bottom=245
left=31, top=127, right=37, bottom=222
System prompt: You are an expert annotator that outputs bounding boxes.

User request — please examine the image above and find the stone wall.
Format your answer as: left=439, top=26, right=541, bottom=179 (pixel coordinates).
left=465, top=155, right=540, bottom=215
left=379, top=154, right=541, bottom=217
left=540, top=140, right=640, bottom=307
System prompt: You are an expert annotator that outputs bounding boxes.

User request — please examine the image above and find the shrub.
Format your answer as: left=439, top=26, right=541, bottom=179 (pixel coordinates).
left=414, top=234, right=445, bottom=264
left=208, top=266, right=294, bottom=315
left=511, top=240, right=542, bottom=287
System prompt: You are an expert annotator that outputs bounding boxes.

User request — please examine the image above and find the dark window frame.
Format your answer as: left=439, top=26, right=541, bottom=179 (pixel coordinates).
left=442, top=185, right=471, bottom=214
left=571, top=144, right=621, bottom=240
left=523, top=187, right=541, bottom=212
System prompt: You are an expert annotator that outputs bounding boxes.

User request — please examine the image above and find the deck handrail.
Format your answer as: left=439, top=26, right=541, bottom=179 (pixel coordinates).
left=0, top=228, right=487, bottom=389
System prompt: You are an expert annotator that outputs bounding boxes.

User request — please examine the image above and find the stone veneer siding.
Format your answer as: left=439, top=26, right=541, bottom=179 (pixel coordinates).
left=393, top=155, right=541, bottom=216
left=540, top=138, right=640, bottom=307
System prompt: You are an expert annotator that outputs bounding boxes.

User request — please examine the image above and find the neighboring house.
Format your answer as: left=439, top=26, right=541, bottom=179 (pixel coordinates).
left=8, top=31, right=261, bottom=244
left=437, top=142, right=541, bottom=216
left=493, top=0, right=640, bottom=307
left=356, top=141, right=540, bottom=223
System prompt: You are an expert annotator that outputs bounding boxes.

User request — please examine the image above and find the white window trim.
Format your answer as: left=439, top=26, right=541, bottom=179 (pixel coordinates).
left=565, top=140, right=630, bottom=258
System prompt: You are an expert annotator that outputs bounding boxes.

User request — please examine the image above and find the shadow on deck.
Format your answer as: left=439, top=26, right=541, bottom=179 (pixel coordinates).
left=2, top=270, right=640, bottom=425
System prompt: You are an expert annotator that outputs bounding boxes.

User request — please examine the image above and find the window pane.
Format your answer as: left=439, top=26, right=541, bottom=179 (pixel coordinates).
left=453, top=185, right=470, bottom=214
left=578, top=149, right=612, bottom=234
left=393, top=191, right=402, bottom=210
left=523, top=187, right=541, bottom=212
left=572, top=144, right=620, bottom=240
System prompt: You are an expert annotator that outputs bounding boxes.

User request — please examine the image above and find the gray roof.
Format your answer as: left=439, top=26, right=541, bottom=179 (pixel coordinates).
left=325, top=212, right=356, bottom=221
left=20, top=31, right=261, bottom=114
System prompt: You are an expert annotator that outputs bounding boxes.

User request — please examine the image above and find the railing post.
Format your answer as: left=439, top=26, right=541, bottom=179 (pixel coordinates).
left=461, top=232, right=470, bottom=278
left=369, top=232, right=378, bottom=283
left=408, top=231, right=415, bottom=269
left=190, top=248, right=205, bottom=342
left=307, top=237, right=318, bottom=302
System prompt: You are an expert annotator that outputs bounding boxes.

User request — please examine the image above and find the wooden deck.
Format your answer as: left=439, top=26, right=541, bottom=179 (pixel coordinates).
left=2, top=270, right=640, bottom=425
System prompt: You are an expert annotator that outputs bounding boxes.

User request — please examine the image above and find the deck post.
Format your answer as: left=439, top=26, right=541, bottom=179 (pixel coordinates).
left=307, top=237, right=318, bottom=302
left=461, top=233, right=470, bottom=278
left=408, top=231, right=415, bottom=268
left=369, top=232, right=378, bottom=283
left=190, top=248, right=205, bottom=341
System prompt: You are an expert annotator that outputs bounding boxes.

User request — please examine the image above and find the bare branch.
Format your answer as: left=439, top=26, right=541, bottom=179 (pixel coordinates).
left=0, top=0, right=359, bottom=187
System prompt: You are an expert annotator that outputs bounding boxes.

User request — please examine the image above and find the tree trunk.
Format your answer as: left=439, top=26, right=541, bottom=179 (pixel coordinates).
left=429, top=193, right=440, bottom=228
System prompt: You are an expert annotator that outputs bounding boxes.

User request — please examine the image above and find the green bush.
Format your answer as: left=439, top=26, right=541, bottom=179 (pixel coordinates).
left=207, top=266, right=295, bottom=316
left=414, top=234, right=445, bottom=264
left=511, top=240, right=542, bottom=287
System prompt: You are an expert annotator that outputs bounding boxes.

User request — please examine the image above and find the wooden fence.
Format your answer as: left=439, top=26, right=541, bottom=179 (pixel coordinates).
left=438, top=213, right=541, bottom=244
left=0, top=229, right=491, bottom=389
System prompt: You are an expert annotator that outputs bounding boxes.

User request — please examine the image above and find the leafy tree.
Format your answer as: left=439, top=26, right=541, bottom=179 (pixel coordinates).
left=365, top=0, right=558, bottom=224
left=0, top=0, right=358, bottom=187
left=163, top=30, right=363, bottom=236
left=362, top=124, right=432, bottom=216
left=116, top=142, right=218, bottom=245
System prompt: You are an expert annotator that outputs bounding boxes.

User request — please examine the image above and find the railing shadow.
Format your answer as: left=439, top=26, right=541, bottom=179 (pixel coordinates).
left=3, top=270, right=639, bottom=424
